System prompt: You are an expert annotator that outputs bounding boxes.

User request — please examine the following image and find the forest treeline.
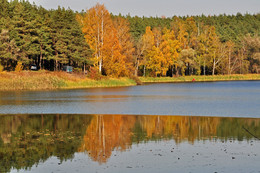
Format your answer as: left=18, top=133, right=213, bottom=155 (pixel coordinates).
left=0, top=0, right=259, bottom=77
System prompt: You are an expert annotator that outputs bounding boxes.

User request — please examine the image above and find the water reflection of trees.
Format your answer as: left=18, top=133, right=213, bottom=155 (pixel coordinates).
left=0, top=114, right=92, bottom=173
left=78, top=115, right=136, bottom=163
left=80, top=115, right=260, bottom=164
left=0, top=114, right=259, bottom=172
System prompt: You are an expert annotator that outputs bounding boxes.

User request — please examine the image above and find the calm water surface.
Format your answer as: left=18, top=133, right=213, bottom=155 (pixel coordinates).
left=0, top=114, right=259, bottom=173
left=0, top=81, right=260, bottom=117
left=0, top=81, right=260, bottom=172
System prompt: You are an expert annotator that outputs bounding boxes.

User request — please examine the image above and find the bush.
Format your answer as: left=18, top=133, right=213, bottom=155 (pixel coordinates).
left=73, top=68, right=82, bottom=73
left=15, top=62, right=23, bottom=72
left=87, top=67, right=103, bottom=80
left=0, top=64, right=4, bottom=72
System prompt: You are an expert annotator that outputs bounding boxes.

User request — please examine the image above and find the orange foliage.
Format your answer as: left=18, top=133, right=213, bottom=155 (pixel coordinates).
left=78, top=115, right=225, bottom=163
left=185, top=17, right=198, bottom=48
left=137, top=116, right=220, bottom=144
left=113, top=17, right=135, bottom=76
left=160, top=28, right=180, bottom=74
left=77, top=4, right=129, bottom=77
left=78, top=115, right=136, bottom=163
left=174, top=17, right=189, bottom=50
left=76, top=115, right=260, bottom=164
left=142, top=26, right=155, bottom=52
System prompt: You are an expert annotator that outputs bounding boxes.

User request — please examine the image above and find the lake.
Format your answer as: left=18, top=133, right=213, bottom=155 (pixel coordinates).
left=0, top=81, right=260, bottom=117
left=0, top=81, right=260, bottom=173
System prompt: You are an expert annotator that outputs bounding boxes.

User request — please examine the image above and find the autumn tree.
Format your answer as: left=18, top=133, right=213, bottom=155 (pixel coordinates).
left=173, top=17, right=188, bottom=50
left=146, top=27, right=168, bottom=76
left=160, top=28, right=180, bottom=76
left=78, top=4, right=127, bottom=77
left=113, top=17, right=135, bottom=76
left=179, top=48, right=196, bottom=75
left=139, top=26, right=155, bottom=76
left=146, top=46, right=166, bottom=76
left=102, top=27, right=128, bottom=77
left=197, top=25, right=219, bottom=75
left=236, top=38, right=250, bottom=74
left=77, top=4, right=108, bottom=73
left=225, top=40, right=236, bottom=74
left=209, top=29, right=220, bottom=75
left=185, top=17, right=198, bottom=49
left=153, top=27, right=162, bottom=48
left=0, top=0, right=259, bottom=75
left=173, top=17, right=198, bottom=76
left=243, top=35, right=260, bottom=73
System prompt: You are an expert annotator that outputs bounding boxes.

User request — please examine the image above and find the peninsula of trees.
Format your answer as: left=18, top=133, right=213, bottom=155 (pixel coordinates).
left=0, top=0, right=259, bottom=77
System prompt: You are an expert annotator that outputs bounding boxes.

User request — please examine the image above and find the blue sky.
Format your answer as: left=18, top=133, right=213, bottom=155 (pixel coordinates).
left=28, top=0, right=260, bottom=17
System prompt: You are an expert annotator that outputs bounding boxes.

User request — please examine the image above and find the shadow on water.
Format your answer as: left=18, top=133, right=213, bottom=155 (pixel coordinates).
left=0, top=114, right=259, bottom=172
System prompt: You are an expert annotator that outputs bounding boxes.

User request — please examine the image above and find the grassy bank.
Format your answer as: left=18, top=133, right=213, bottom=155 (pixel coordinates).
left=0, top=72, right=259, bottom=91
left=0, top=71, right=136, bottom=91
left=139, top=74, right=260, bottom=83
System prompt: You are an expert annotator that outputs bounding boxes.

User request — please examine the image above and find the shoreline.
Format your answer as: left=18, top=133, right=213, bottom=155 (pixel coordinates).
left=0, top=72, right=259, bottom=91
left=139, top=74, right=260, bottom=83
left=0, top=71, right=136, bottom=91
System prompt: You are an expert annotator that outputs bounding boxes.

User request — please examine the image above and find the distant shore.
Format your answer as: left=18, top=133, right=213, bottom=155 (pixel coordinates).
left=139, top=74, right=260, bottom=83
left=0, top=71, right=259, bottom=91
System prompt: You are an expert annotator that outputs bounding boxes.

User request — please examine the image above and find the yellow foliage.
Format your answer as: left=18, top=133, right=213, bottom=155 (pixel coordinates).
left=15, top=62, right=23, bottom=72
left=0, top=64, right=4, bottom=72
left=78, top=3, right=131, bottom=77
left=113, top=17, right=135, bottom=76
left=78, top=114, right=258, bottom=164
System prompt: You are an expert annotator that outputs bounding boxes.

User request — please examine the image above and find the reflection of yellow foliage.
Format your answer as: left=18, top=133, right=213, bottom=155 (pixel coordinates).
left=78, top=115, right=223, bottom=163
left=78, top=115, right=136, bottom=163
left=77, top=115, right=260, bottom=164
left=138, top=116, right=220, bottom=144
left=1, top=114, right=260, bottom=166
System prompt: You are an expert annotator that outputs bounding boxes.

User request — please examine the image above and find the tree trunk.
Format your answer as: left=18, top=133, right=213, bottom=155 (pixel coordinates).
left=212, top=55, right=216, bottom=75
left=188, top=63, right=191, bottom=75
left=100, top=10, right=104, bottom=74
left=97, top=20, right=101, bottom=73
left=55, top=49, right=58, bottom=71
left=175, top=65, right=179, bottom=77
left=99, top=58, right=102, bottom=73
left=39, top=46, right=42, bottom=70
left=203, top=59, right=206, bottom=75
left=143, top=65, right=146, bottom=77
left=212, top=61, right=215, bottom=75
left=83, top=62, right=86, bottom=74
left=172, top=65, right=174, bottom=77
left=56, top=59, right=58, bottom=71
left=135, top=59, right=139, bottom=76
left=228, top=49, right=231, bottom=75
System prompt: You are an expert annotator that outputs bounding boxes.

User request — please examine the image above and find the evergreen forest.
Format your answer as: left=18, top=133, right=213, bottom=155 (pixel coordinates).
left=0, top=0, right=259, bottom=77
